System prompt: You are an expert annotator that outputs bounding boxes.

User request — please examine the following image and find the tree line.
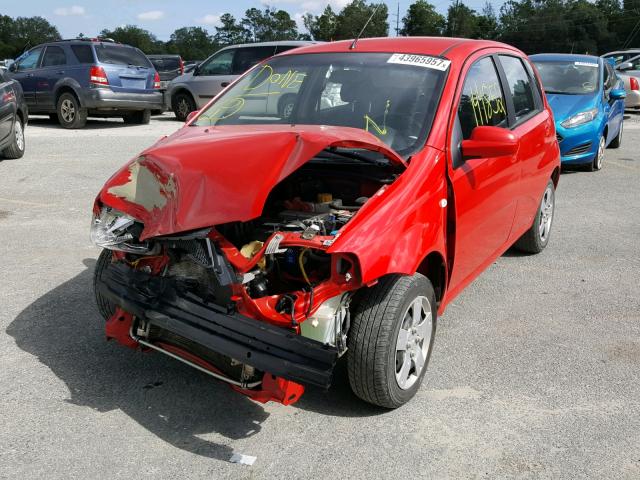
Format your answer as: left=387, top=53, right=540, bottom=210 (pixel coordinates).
left=1, top=0, right=639, bottom=61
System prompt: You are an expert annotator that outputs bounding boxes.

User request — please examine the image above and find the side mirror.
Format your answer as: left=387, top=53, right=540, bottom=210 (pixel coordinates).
left=609, top=89, right=626, bottom=100
left=8, top=62, right=16, bottom=72
left=461, top=126, right=519, bottom=159
left=185, top=110, right=199, bottom=123
left=616, top=62, right=633, bottom=71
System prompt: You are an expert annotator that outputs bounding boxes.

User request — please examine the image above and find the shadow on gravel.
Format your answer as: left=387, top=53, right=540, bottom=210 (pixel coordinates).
left=6, top=259, right=382, bottom=458
left=28, top=116, right=142, bottom=130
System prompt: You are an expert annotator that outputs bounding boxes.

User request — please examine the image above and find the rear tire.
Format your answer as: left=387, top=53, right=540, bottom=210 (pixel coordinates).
left=123, top=110, right=151, bottom=125
left=94, top=249, right=117, bottom=321
left=347, top=274, right=437, bottom=409
left=2, top=117, right=25, bottom=159
left=56, top=92, right=87, bottom=129
left=514, top=179, right=555, bottom=253
left=609, top=123, right=622, bottom=149
left=172, top=91, right=196, bottom=121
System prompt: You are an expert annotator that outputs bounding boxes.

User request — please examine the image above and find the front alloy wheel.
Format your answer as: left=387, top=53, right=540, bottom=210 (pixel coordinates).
left=348, top=273, right=437, bottom=408
left=591, top=135, right=605, bottom=171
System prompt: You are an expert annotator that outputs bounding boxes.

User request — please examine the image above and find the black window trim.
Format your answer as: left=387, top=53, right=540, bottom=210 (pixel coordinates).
left=494, top=53, right=543, bottom=130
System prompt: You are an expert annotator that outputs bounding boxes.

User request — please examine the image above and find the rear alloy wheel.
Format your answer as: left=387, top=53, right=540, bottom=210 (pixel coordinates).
left=2, top=117, right=25, bottom=159
left=172, top=91, right=196, bottom=122
left=56, top=92, right=87, bottom=129
left=591, top=135, right=605, bottom=171
left=514, top=179, right=555, bottom=253
left=123, top=110, right=151, bottom=125
left=347, top=274, right=437, bottom=408
left=609, top=123, right=622, bottom=149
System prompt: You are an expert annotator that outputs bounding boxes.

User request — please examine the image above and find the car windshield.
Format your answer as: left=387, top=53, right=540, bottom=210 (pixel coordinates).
left=533, top=60, right=599, bottom=94
left=94, top=44, right=152, bottom=68
left=193, top=52, right=449, bottom=156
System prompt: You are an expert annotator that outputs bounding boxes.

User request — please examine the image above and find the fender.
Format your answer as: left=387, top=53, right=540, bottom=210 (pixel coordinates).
left=329, top=147, right=448, bottom=285
left=53, top=77, right=84, bottom=107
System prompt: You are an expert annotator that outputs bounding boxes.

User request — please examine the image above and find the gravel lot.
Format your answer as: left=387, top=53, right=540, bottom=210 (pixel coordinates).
left=1, top=113, right=639, bottom=479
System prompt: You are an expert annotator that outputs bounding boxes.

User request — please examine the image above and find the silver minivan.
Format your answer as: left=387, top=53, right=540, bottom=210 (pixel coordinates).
left=165, top=41, right=317, bottom=121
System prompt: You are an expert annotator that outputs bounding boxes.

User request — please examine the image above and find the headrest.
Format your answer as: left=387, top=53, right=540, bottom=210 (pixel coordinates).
left=329, top=69, right=365, bottom=103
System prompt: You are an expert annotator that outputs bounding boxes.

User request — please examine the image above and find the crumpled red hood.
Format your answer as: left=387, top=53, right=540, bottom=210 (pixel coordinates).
left=98, top=124, right=406, bottom=240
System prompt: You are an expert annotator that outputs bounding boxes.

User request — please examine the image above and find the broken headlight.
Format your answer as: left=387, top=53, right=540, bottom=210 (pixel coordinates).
left=91, top=207, right=154, bottom=254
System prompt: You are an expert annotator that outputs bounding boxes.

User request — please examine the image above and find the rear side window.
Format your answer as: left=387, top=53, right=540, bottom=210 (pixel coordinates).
left=71, top=45, right=94, bottom=64
left=150, top=57, right=181, bottom=71
left=232, top=46, right=275, bottom=75
left=41, top=46, right=67, bottom=67
left=199, top=49, right=234, bottom=75
left=499, top=55, right=537, bottom=122
left=94, top=44, right=151, bottom=68
left=458, top=57, right=508, bottom=139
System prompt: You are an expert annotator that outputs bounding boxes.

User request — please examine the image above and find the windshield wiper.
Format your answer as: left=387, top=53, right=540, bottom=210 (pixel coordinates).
left=317, top=147, right=389, bottom=166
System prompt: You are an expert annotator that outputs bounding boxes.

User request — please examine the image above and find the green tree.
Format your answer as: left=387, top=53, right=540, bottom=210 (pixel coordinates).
left=99, top=25, right=163, bottom=53
left=333, top=0, right=389, bottom=40
left=242, top=7, right=298, bottom=42
left=303, top=5, right=338, bottom=40
left=166, top=27, right=215, bottom=60
left=445, top=1, right=478, bottom=38
left=475, top=2, right=499, bottom=39
left=8, top=16, right=61, bottom=57
left=0, top=15, right=15, bottom=58
left=214, top=13, right=250, bottom=45
left=400, top=0, right=446, bottom=36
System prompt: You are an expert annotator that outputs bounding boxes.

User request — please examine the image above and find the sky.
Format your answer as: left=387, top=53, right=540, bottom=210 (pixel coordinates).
left=1, top=0, right=496, bottom=41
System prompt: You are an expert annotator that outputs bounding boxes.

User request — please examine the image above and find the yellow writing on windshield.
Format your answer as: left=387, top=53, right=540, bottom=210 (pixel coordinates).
left=469, top=81, right=506, bottom=127
left=207, top=96, right=245, bottom=120
left=245, top=64, right=307, bottom=93
left=364, top=100, right=391, bottom=136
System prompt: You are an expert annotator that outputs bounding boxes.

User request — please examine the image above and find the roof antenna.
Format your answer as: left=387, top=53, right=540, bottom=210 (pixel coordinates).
left=350, top=3, right=381, bottom=50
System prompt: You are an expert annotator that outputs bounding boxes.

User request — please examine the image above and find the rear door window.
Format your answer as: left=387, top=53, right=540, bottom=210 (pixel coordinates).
left=94, top=44, right=151, bottom=67
left=498, top=55, right=538, bottom=122
left=71, top=45, right=94, bottom=64
left=41, top=46, right=67, bottom=67
left=150, top=57, right=181, bottom=72
left=199, top=50, right=234, bottom=75
left=232, top=46, right=276, bottom=75
left=458, top=56, right=508, bottom=139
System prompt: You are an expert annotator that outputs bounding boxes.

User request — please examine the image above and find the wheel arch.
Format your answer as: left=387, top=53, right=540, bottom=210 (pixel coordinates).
left=54, top=84, right=82, bottom=108
left=551, top=166, right=560, bottom=188
left=415, top=250, right=447, bottom=304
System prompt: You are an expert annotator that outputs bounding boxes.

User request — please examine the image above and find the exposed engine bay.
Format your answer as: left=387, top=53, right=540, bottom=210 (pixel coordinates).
left=93, top=154, right=401, bottom=404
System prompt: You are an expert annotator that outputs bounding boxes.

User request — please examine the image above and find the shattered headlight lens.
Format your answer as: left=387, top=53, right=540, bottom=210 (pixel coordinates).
left=90, top=207, right=152, bottom=254
left=560, top=108, right=598, bottom=129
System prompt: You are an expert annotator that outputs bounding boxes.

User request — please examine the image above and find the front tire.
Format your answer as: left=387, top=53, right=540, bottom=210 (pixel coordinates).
left=172, top=91, right=196, bottom=121
left=590, top=135, right=605, bottom=171
left=56, top=92, right=87, bottom=129
left=2, top=117, right=25, bottom=159
left=347, top=274, right=437, bottom=408
left=514, top=179, right=555, bottom=253
left=94, top=249, right=117, bottom=321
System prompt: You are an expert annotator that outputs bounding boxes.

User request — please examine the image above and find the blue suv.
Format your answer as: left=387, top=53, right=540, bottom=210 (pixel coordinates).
left=8, top=38, right=163, bottom=128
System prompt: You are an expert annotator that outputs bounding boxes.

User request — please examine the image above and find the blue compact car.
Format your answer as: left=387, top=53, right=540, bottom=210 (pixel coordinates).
left=531, top=54, right=626, bottom=171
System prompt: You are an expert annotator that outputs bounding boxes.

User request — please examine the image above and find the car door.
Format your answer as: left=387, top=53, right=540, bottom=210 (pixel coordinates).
left=189, top=48, right=238, bottom=108
left=8, top=46, right=43, bottom=106
left=0, top=72, right=15, bottom=143
left=36, top=45, right=68, bottom=109
left=496, top=54, right=553, bottom=239
left=603, top=61, right=623, bottom=143
left=446, top=55, right=520, bottom=293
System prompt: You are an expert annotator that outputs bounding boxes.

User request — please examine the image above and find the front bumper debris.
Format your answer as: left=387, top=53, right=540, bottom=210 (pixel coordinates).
left=96, top=263, right=339, bottom=389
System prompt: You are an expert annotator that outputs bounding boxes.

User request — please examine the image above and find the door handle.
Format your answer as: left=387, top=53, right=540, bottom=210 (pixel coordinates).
left=221, top=82, right=229, bottom=88
left=56, top=70, right=65, bottom=75
left=26, top=73, right=34, bottom=78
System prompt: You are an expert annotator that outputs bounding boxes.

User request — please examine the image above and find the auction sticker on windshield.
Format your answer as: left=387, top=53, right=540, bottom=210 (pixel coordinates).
left=387, top=53, right=451, bottom=71
left=574, top=61, right=598, bottom=67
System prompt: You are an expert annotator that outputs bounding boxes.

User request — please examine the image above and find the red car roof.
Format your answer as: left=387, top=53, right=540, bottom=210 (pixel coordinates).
left=280, top=36, right=522, bottom=60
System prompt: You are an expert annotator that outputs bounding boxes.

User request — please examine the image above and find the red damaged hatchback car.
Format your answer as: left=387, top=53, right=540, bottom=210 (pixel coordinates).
left=91, top=38, right=560, bottom=408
